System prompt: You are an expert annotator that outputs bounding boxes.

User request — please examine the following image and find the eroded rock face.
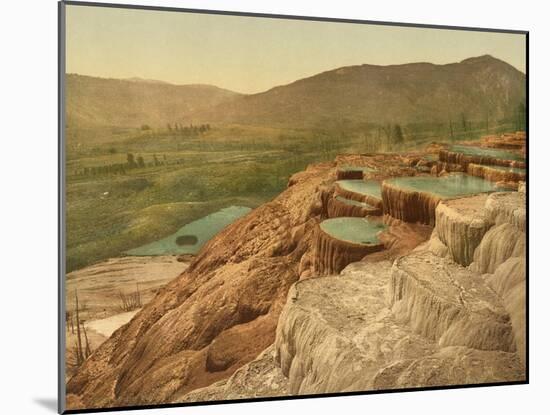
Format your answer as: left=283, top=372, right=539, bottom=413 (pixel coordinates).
left=470, top=223, right=525, bottom=274
left=275, top=261, right=435, bottom=394
left=334, top=183, right=383, bottom=209
left=484, top=191, right=526, bottom=230
left=431, top=191, right=526, bottom=270
left=327, top=196, right=381, bottom=218
left=486, top=257, right=526, bottom=364
left=179, top=346, right=289, bottom=402
left=481, top=131, right=526, bottom=152
left=373, top=346, right=523, bottom=390
left=274, top=259, right=524, bottom=395
left=389, top=251, right=515, bottom=352
left=430, top=190, right=526, bottom=364
left=432, top=161, right=465, bottom=176
left=381, top=181, right=441, bottom=225
left=468, top=163, right=525, bottom=184
left=469, top=191, right=526, bottom=275
left=439, top=148, right=526, bottom=169
left=336, top=169, right=363, bottom=180
left=66, top=163, right=334, bottom=409
left=312, top=224, right=384, bottom=276
left=434, top=195, right=492, bottom=266
left=67, top=152, right=526, bottom=409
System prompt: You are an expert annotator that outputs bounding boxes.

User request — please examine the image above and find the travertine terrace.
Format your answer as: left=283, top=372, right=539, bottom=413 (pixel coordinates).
left=66, top=133, right=527, bottom=409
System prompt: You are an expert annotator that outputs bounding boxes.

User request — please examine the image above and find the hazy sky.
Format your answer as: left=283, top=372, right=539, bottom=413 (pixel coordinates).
left=65, top=4, right=526, bottom=94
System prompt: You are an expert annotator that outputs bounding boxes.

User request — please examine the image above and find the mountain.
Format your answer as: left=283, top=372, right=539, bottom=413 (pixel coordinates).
left=123, top=77, right=171, bottom=85
left=65, top=74, right=241, bottom=129
left=190, top=55, right=526, bottom=128
left=66, top=55, right=526, bottom=132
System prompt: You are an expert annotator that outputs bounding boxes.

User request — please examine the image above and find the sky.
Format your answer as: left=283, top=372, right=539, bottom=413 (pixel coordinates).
left=65, top=4, right=526, bottom=94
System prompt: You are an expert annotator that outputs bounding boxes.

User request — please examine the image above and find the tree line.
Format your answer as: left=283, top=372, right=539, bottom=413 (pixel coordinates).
left=73, top=153, right=172, bottom=177
left=139, top=123, right=211, bottom=137
left=166, top=123, right=211, bottom=136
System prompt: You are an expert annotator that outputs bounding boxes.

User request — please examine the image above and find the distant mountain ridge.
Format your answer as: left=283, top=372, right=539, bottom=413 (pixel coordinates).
left=124, top=77, right=172, bottom=85
left=66, top=74, right=241, bottom=129
left=66, top=55, right=525, bottom=131
left=190, top=55, right=525, bottom=127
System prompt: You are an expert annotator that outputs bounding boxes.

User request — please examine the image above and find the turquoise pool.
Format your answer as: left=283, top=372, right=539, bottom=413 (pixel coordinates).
left=320, top=217, right=387, bottom=245
left=126, top=205, right=252, bottom=256
left=336, top=180, right=382, bottom=198
left=449, top=145, right=524, bottom=162
left=335, top=196, right=375, bottom=208
left=385, top=174, right=500, bottom=199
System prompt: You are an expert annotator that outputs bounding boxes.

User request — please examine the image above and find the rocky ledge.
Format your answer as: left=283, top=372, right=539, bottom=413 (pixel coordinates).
left=381, top=181, right=442, bottom=225
left=439, top=148, right=526, bottom=169
left=66, top=148, right=526, bottom=409
left=312, top=220, right=385, bottom=276
left=273, top=258, right=523, bottom=395
left=467, top=163, right=526, bottom=185
left=327, top=196, right=382, bottom=218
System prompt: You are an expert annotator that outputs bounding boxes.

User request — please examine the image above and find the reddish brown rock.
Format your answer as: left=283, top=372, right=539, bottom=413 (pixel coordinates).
left=336, top=169, right=363, bottom=180
left=481, top=131, right=526, bottom=152
left=66, top=162, right=334, bottom=409
left=439, top=148, right=526, bottom=169
left=327, top=196, right=381, bottom=218
left=467, top=163, right=526, bottom=183
left=334, top=182, right=383, bottom=209
left=431, top=161, right=466, bottom=175
left=381, top=181, right=441, bottom=226
left=312, top=222, right=385, bottom=276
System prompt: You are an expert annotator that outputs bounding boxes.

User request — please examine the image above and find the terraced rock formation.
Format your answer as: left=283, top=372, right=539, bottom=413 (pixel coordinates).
left=382, top=174, right=500, bottom=226
left=336, top=167, right=364, bottom=180
left=273, top=258, right=523, bottom=395
left=327, top=196, right=381, bottom=218
left=390, top=251, right=515, bottom=352
left=67, top=149, right=526, bottom=409
left=313, top=218, right=386, bottom=276
left=432, top=194, right=492, bottom=266
left=179, top=346, right=289, bottom=402
left=334, top=180, right=383, bottom=209
left=65, top=163, right=334, bottom=410
left=381, top=180, right=442, bottom=225
left=427, top=189, right=526, bottom=362
left=481, top=131, right=526, bottom=152
left=467, top=163, right=526, bottom=184
left=439, top=146, right=526, bottom=169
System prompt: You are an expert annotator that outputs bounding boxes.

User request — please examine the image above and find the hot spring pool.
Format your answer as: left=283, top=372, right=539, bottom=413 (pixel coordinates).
left=385, top=174, right=500, bottom=199
left=320, top=217, right=387, bottom=245
left=126, top=205, right=252, bottom=256
left=334, top=196, right=375, bottom=208
left=336, top=180, right=382, bottom=198
left=449, top=145, right=524, bottom=162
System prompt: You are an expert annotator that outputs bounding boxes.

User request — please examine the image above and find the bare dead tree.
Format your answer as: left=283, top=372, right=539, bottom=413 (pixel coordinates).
left=75, top=290, right=84, bottom=366
left=118, top=283, right=142, bottom=312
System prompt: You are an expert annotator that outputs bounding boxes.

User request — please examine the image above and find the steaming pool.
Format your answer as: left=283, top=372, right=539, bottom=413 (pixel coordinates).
left=126, top=205, right=251, bottom=256
left=320, top=217, right=387, bottom=245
